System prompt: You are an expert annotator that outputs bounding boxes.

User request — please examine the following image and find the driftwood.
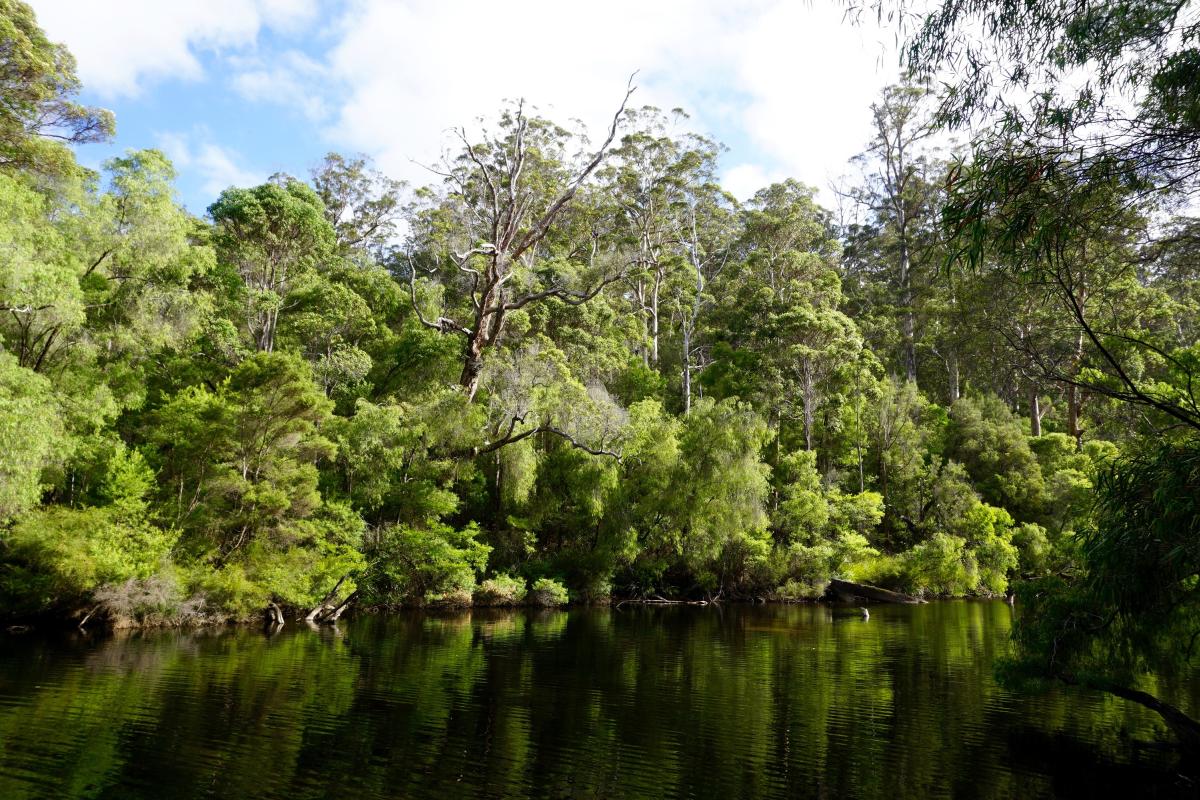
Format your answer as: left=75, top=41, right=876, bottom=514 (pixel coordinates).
left=298, top=576, right=359, bottom=625
left=325, top=591, right=358, bottom=622
left=78, top=605, right=101, bottom=630
left=304, top=575, right=349, bottom=622
left=827, top=579, right=925, bottom=605
left=266, top=602, right=286, bottom=626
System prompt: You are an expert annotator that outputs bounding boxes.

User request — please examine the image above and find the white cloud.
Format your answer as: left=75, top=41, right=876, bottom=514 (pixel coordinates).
left=32, top=0, right=906, bottom=208
left=231, top=51, right=330, bottom=120
left=322, top=0, right=900, bottom=202
left=29, top=0, right=318, bottom=97
left=157, top=131, right=264, bottom=198
left=722, top=164, right=789, bottom=203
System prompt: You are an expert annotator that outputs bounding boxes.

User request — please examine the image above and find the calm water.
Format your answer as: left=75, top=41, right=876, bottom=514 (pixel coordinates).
left=1, top=602, right=1197, bottom=799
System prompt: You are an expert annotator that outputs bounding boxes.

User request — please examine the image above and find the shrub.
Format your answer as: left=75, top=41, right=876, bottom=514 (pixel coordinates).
left=953, top=503, right=1019, bottom=595
left=1012, top=522, right=1051, bottom=575
left=1, top=505, right=176, bottom=616
left=848, top=552, right=909, bottom=590
left=474, top=574, right=527, bottom=606
left=904, top=533, right=976, bottom=596
left=772, top=578, right=828, bottom=602
left=93, top=571, right=210, bottom=628
left=362, top=522, right=489, bottom=605
left=574, top=577, right=613, bottom=605
left=528, top=577, right=569, bottom=607
left=193, top=564, right=266, bottom=620
left=425, top=586, right=474, bottom=608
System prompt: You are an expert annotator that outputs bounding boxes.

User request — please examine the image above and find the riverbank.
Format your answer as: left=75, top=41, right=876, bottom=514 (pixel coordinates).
left=4, top=578, right=977, bottom=634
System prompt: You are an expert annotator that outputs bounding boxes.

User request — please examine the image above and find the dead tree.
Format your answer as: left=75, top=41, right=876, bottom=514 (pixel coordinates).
left=408, top=81, right=637, bottom=401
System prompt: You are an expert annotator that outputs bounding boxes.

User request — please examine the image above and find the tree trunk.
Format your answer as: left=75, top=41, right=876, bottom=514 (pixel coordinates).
left=802, top=369, right=816, bottom=451
left=651, top=273, right=660, bottom=365
left=1067, top=329, right=1084, bottom=446
left=947, top=352, right=960, bottom=403
left=1030, top=386, right=1042, bottom=436
left=1098, top=683, right=1200, bottom=761
left=856, top=397, right=865, bottom=494
left=898, top=235, right=917, bottom=384
left=326, top=591, right=358, bottom=622
left=460, top=335, right=486, bottom=401
left=682, top=324, right=692, bottom=415
left=1067, top=384, right=1082, bottom=446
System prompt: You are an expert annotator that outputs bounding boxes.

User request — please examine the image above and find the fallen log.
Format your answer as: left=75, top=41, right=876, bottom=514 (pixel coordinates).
left=306, top=575, right=348, bottom=621
left=325, top=591, right=358, bottom=622
left=827, top=579, right=925, bottom=605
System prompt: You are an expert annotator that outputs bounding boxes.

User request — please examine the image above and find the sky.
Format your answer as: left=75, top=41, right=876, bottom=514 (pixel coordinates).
left=29, top=0, right=905, bottom=215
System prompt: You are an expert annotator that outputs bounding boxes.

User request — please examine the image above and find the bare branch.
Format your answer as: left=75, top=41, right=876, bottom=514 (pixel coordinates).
left=510, top=75, right=638, bottom=261
left=485, top=269, right=628, bottom=315
left=476, top=422, right=621, bottom=460
left=406, top=253, right=473, bottom=338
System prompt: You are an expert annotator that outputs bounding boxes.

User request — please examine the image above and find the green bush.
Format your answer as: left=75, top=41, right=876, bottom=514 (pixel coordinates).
left=904, top=533, right=976, bottom=596
left=1, top=496, right=176, bottom=617
left=474, top=574, right=527, bottom=606
left=425, top=586, right=474, bottom=608
left=772, top=578, right=829, bottom=601
left=848, top=552, right=910, bottom=590
left=362, top=522, right=489, bottom=606
left=1012, top=522, right=1051, bottom=574
left=529, top=577, right=569, bottom=607
left=574, top=576, right=613, bottom=604
left=193, top=564, right=267, bottom=620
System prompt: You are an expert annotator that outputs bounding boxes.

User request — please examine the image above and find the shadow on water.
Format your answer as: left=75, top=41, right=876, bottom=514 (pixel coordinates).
left=0, top=602, right=1196, bottom=799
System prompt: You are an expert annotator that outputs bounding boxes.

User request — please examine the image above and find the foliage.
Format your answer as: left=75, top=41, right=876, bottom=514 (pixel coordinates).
left=0, top=353, right=65, bottom=522
left=528, top=577, right=569, bottom=607
left=0, top=0, right=113, bottom=175
left=474, top=573, right=527, bottom=606
left=1, top=0, right=1198, bottom=665
left=361, top=522, right=489, bottom=607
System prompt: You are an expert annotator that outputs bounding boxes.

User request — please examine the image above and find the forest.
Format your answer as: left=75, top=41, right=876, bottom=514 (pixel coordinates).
left=1, top=0, right=1199, bottom=733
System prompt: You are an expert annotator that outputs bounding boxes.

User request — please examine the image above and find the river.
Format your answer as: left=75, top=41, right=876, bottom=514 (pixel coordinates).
left=1, top=602, right=1196, bottom=798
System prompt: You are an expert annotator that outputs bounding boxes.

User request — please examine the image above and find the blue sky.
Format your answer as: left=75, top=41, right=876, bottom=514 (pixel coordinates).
left=30, top=0, right=903, bottom=215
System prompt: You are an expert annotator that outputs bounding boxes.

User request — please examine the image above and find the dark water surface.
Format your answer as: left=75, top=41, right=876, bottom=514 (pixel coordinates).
left=1, top=602, right=1197, bottom=799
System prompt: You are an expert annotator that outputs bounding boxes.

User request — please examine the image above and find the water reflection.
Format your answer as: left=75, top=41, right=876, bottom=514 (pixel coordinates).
left=0, top=603, right=1195, bottom=799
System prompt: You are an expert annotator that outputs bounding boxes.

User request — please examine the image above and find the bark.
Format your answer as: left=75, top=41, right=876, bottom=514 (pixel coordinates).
left=305, top=576, right=349, bottom=622
left=900, top=241, right=917, bottom=383
left=1067, top=383, right=1082, bottom=445
left=651, top=271, right=661, bottom=364
left=1030, top=385, right=1042, bottom=437
left=460, top=335, right=487, bottom=401
left=1066, top=309, right=1085, bottom=446
left=326, top=591, right=358, bottom=622
left=410, top=86, right=636, bottom=403
left=680, top=201, right=708, bottom=416
left=947, top=351, right=960, bottom=403
left=78, top=605, right=100, bottom=630
left=682, top=323, right=692, bottom=415
left=801, top=363, right=817, bottom=451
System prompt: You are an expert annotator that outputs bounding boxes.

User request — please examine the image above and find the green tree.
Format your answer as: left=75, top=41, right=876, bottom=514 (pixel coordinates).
left=0, top=352, right=66, bottom=522
left=1003, top=438, right=1200, bottom=757
left=406, top=94, right=633, bottom=400
left=209, top=176, right=335, bottom=353
left=0, top=0, right=113, bottom=175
